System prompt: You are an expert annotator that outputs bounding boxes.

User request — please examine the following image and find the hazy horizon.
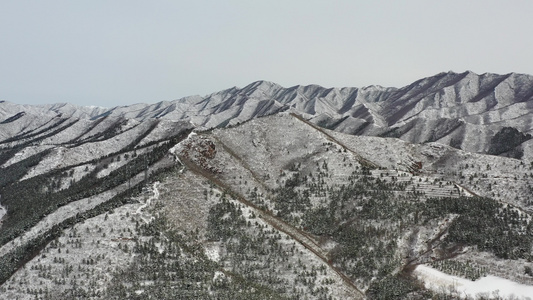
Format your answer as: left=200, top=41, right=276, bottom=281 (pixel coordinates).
left=2, top=1, right=532, bottom=107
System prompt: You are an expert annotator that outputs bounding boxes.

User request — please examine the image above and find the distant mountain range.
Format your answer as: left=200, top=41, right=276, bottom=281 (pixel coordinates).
left=3, top=71, right=533, bottom=159
left=2, top=71, right=533, bottom=299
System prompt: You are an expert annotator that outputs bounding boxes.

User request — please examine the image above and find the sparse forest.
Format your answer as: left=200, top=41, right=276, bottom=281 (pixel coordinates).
left=1, top=101, right=533, bottom=299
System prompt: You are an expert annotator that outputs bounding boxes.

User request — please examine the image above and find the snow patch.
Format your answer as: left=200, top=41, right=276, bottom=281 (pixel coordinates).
left=135, top=181, right=160, bottom=224
left=414, top=264, right=533, bottom=299
left=0, top=201, right=6, bottom=226
left=205, top=243, right=221, bottom=262
left=213, top=271, right=226, bottom=282
left=169, top=130, right=197, bottom=168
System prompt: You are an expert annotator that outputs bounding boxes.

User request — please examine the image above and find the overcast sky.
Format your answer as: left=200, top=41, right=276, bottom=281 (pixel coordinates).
left=1, top=1, right=532, bottom=107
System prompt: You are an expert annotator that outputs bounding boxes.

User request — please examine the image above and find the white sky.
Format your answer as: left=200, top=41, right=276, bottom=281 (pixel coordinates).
left=1, top=0, right=532, bottom=107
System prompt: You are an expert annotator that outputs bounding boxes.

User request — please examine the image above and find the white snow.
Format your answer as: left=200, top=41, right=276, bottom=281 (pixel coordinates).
left=135, top=181, right=160, bottom=224
left=454, top=184, right=476, bottom=197
left=168, top=130, right=196, bottom=166
left=414, top=264, right=533, bottom=299
left=213, top=271, right=225, bottom=282
left=96, top=158, right=129, bottom=179
left=204, top=243, right=221, bottom=262
left=0, top=201, right=6, bottom=226
left=0, top=168, right=150, bottom=259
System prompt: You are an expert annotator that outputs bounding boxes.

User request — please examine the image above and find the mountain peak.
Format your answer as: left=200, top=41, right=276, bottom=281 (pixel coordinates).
left=243, top=80, right=283, bottom=91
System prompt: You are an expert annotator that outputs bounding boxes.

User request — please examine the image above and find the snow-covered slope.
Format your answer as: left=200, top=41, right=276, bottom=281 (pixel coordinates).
left=4, top=71, right=533, bottom=158
left=2, top=72, right=533, bottom=299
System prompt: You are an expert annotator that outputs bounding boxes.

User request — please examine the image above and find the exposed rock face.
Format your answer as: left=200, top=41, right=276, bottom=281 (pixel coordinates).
left=179, top=136, right=221, bottom=174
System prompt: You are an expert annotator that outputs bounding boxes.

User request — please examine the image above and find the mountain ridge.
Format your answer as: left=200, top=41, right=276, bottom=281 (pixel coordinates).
left=3, top=71, right=533, bottom=158
left=2, top=73, right=533, bottom=298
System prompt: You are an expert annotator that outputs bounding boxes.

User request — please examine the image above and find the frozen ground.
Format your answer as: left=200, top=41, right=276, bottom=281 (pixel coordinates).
left=135, top=181, right=159, bottom=224
left=414, top=264, right=533, bottom=299
left=0, top=203, right=6, bottom=226
left=4, top=89, right=533, bottom=298
left=0, top=180, right=165, bottom=299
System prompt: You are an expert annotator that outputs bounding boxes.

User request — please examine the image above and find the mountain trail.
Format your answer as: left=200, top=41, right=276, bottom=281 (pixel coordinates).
left=179, top=155, right=366, bottom=299
left=209, top=134, right=272, bottom=192
left=290, top=113, right=379, bottom=169
left=135, top=181, right=160, bottom=224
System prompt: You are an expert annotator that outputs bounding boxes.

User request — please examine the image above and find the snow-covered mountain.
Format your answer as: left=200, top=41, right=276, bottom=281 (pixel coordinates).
left=2, top=71, right=533, bottom=299
left=3, top=71, right=533, bottom=158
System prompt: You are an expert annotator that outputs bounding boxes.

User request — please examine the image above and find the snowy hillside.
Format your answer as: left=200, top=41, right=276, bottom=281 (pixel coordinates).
left=2, top=72, right=533, bottom=299
left=4, top=71, right=533, bottom=158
